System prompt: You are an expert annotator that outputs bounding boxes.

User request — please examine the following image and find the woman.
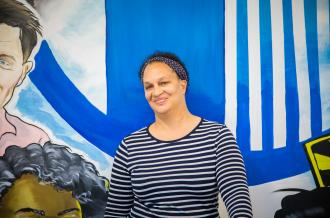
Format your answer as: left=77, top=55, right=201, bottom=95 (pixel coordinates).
left=105, top=53, right=253, bottom=217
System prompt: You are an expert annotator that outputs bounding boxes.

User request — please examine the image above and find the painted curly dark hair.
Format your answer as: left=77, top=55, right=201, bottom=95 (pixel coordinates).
left=0, top=142, right=109, bottom=218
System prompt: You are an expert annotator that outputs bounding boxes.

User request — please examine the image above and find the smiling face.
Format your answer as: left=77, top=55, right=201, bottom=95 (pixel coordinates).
left=143, top=62, right=187, bottom=116
left=0, top=174, right=82, bottom=218
left=0, top=23, right=32, bottom=108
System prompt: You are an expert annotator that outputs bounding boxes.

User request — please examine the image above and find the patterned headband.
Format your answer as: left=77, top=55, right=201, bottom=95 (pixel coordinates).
left=143, top=56, right=188, bottom=81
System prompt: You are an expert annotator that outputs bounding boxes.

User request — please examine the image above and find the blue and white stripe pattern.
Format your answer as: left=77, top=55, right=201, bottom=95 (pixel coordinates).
left=225, top=0, right=329, bottom=150
left=224, top=0, right=329, bottom=184
left=105, top=119, right=252, bottom=217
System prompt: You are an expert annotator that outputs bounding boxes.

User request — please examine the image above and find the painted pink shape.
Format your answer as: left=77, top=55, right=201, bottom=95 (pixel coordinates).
left=0, top=108, right=50, bottom=156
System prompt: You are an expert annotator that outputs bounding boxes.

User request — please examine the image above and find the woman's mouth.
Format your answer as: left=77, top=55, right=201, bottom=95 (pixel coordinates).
left=153, top=97, right=167, bottom=105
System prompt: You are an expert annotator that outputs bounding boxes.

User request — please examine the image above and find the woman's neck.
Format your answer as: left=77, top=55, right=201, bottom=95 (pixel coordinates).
left=154, top=108, right=193, bottom=130
left=150, top=106, right=201, bottom=141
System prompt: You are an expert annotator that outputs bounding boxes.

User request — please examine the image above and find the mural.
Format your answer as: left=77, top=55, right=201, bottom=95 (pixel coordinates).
left=304, top=134, right=330, bottom=188
left=0, top=1, right=110, bottom=217
left=0, top=0, right=329, bottom=217
left=0, top=143, right=108, bottom=218
left=274, top=134, right=330, bottom=217
left=0, top=0, right=49, bottom=155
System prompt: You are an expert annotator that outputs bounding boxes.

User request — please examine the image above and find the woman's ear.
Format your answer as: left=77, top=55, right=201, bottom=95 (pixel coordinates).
left=180, top=79, right=188, bottom=94
left=17, top=61, right=33, bottom=87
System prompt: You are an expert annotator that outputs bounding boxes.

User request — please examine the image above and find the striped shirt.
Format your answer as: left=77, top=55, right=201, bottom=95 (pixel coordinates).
left=105, top=119, right=252, bottom=217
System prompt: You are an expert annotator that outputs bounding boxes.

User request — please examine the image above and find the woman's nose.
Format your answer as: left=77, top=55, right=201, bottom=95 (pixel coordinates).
left=153, top=85, right=163, bottom=96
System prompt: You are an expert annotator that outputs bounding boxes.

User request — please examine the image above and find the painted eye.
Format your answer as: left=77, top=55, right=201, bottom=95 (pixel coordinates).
left=58, top=208, right=81, bottom=217
left=0, top=58, right=13, bottom=70
left=15, top=211, right=41, bottom=218
left=62, top=213, right=80, bottom=218
left=0, top=59, right=7, bottom=65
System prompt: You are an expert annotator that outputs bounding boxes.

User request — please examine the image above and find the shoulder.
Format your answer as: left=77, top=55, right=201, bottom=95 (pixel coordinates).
left=200, top=118, right=227, bottom=131
left=200, top=119, right=236, bottom=140
left=116, top=127, right=149, bottom=154
left=122, top=126, right=149, bottom=144
left=6, top=112, right=50, bottom=142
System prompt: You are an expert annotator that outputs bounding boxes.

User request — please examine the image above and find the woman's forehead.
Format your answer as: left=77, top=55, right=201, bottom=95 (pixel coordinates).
left=143, top=62, right=177, bottom=78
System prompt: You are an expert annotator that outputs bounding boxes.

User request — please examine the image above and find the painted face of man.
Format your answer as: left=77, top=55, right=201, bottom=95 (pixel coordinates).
left=0, top=23, right=32, bottom=108
left=0, top=174, right=82, bottom=218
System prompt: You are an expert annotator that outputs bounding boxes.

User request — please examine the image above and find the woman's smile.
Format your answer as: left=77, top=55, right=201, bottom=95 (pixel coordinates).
left=153, top=96, right=168, bottom=105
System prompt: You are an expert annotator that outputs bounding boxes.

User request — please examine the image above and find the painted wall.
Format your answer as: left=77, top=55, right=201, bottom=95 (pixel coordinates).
left=0, top=0, right=329, bottom=217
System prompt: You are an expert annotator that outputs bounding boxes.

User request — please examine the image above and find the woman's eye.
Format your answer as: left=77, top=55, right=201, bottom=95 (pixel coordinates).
left=145, top=86, right=152, bottom=90
left=160, top=81, right=168, bottom=86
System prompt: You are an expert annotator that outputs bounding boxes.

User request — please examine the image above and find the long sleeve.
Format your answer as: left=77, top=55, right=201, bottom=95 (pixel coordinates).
left=104, top=140, right=134, bottom=217
left=215, top=126, right=253, bottom=218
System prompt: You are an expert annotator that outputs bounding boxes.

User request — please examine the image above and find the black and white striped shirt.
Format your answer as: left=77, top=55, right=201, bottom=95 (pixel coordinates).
left=105, top=119, right=252, bottom=217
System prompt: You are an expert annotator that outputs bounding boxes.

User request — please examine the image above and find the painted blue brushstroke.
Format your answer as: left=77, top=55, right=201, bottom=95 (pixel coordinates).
left=304, top=0, right=322, bottom=136
left=283, top=0, right=300, bottom=147
left=30, top=42, right=133, bottom=157
left=260, top=0, right=274, bottom=151
left=236, top=0, right=251, bottom=154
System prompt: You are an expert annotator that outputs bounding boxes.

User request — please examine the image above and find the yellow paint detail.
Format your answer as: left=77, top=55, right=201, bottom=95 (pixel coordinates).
left=304, top=136, right=330, bottom=187
left=314, top=153, right=330, bottom=171
left=0, top=174, right=82, bottom=218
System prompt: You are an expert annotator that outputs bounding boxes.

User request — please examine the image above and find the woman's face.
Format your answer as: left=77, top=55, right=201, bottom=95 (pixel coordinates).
left=143, top=62, right=187, bottom=115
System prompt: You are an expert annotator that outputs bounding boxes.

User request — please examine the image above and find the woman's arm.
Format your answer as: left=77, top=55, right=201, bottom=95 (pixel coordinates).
left=104, top=140, right=134, bottom=217
left=215, top=125, right=253, bottom=218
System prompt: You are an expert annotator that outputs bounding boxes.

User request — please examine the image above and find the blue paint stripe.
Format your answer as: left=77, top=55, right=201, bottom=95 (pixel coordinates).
left=259, top=0, right=274, bottom=151
left=105, top=0, right=111, bottom=115
left=282, top=0, right=299, bottom=147
left=219, top=0, right=226, bottom=124
left=30, top=41, right=132, bottom=157
left=236, top=0, right=250, bottom=152
left=304, top=0, right=322, bottom=135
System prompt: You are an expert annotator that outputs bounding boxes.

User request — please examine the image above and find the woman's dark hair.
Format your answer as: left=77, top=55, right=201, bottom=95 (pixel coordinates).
left=139, top=52, right=189, bottom=85
left=0, top=143, right=109, bottom=218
